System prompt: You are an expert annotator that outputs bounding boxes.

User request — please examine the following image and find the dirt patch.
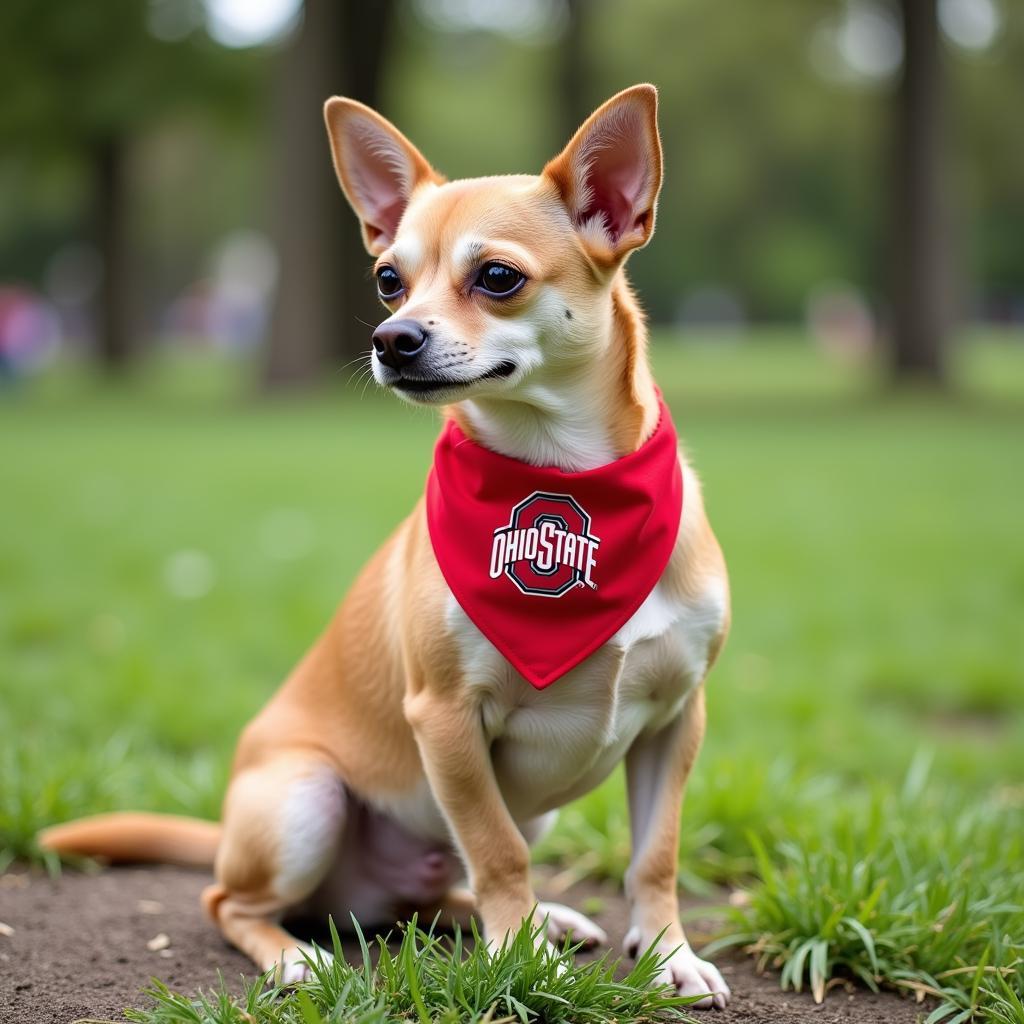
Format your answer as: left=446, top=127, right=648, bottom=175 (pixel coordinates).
left=0, top=865, right=927, bottom=1023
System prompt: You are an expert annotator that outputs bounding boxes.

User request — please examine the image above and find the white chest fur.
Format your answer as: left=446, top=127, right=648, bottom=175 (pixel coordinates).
left=442, top=567, right=728, bottom=826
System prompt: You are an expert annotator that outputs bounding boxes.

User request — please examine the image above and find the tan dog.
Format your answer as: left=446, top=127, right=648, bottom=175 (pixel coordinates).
left=40, top=84, right=731, bottom=1008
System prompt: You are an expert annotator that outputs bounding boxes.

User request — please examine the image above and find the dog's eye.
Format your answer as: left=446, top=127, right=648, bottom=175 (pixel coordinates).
left=376, top=266, right=404, bottom=299
left=476, top=262, right=525, bottom=297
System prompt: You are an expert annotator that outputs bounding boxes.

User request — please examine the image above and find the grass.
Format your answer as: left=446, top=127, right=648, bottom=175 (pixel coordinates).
left=2, top=329, right=1023, bottom=1020
left=117, top=916, right=695, bottom=1024
left=707, top=768, right=1024, bottom=1018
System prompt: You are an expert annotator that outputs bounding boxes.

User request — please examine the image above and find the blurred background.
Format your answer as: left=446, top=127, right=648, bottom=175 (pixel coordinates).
left=1, top=0, right=1022, bottom=385
left=2, top=0, right=1023, bottom=949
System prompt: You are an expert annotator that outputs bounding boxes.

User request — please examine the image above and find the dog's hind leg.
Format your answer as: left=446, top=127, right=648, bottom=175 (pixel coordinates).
left=201, top=753, right=345, bottom=983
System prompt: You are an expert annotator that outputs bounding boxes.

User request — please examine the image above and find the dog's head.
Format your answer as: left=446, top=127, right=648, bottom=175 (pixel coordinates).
left=324, top=86, right=662, bottom=405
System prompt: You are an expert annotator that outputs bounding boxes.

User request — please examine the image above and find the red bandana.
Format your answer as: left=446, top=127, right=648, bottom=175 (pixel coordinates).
left=425, top=398, right=683, bottom=689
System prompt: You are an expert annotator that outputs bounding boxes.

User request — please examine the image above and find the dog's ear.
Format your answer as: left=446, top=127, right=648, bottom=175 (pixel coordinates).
left=543, top=84, right=662, bottom=267
left=324, top=98, right=443, bottom=255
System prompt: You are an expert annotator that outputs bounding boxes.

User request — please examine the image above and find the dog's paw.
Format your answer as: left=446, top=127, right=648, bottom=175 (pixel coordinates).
left=538, top=901, right=608, bottom=950
left=271, top=943, right=333, bottom=986
left=623, top=927, right=730, bottom=1009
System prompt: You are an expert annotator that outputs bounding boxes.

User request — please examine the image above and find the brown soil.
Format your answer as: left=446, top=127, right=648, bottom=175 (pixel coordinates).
left=0, top=865, right=927, bottom=1024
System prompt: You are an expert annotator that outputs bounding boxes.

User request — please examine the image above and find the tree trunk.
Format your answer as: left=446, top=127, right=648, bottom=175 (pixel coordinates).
left=94, top=136, right=136, bottom=370
left=557, top=0, right=589, bottom=147
left=263, top=0, right=395, bottom=390
left=336, top=0, right=397, bottom=364
left=890, top=0, right=952, bottom=384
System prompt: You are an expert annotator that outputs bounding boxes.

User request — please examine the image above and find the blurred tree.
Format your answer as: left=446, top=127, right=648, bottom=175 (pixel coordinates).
left=588, top=0, right=865, bottom=322
left=557, top=0, right=591, bottom=146
left=0, top=0, right=250, bottom=370
left=572, top=0, right=1021, bottom=332
left=263, top=0, right=396, bottom=389
left=2, top=0, right=1021, bottom=372
left=890, top=0, right=951, bottom=384
left=93, top=136, right=136, bottom=369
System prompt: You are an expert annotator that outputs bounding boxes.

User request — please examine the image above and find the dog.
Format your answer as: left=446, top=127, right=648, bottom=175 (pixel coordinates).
left=39, top=84, right=731, bottom=1009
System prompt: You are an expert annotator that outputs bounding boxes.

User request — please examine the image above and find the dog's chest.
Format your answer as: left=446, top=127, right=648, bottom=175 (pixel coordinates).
left=444, top=571, right=727, bottom=821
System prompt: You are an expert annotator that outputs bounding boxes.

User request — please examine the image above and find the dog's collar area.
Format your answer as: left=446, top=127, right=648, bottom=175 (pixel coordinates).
left=426, top=394, right=683, bottom=688
left=392, top=360, right=517, bottom=393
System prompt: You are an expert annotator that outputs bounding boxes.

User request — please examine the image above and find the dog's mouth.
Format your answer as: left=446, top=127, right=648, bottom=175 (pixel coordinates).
left=392, top=360, right=518, bottom=395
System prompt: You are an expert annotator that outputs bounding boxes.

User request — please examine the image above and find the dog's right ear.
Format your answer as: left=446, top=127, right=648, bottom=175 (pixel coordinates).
left=543, top=84, right=662, bottom=270
left=323, top=98, right=443, bottom=256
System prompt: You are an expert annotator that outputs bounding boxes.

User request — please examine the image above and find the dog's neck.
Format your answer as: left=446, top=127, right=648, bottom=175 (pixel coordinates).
left=451, top=277, right=660, bottom=472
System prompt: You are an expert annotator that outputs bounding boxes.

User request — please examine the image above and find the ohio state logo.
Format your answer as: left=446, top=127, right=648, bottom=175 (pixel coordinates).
left=488, top=491, right=600, bottom=597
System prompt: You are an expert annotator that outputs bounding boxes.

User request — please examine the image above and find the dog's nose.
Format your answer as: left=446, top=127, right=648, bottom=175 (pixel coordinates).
left=372, top=319, right=428, bottom=370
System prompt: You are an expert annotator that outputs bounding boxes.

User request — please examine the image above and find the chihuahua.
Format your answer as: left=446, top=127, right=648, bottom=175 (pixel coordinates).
left=41, top=84, right=731, bottom=1008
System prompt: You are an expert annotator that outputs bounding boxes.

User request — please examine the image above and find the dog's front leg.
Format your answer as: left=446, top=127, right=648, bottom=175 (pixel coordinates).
left=623, top=685, right=730, bottom=1008
left=403, top=687, right=539, bottom=946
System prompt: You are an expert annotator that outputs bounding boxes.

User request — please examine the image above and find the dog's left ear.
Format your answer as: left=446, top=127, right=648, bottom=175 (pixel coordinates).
left=324, top=97, right=444, bottom=255
left=543, top=84, right=663, bottom=267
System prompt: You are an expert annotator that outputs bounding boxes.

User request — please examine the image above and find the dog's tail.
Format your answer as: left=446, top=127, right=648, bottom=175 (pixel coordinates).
left=37, top=812, right=221, bottom=868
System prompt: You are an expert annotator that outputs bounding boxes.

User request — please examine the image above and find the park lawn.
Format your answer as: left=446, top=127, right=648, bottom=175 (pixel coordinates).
left=1, top=331, right=1023, bottom=1021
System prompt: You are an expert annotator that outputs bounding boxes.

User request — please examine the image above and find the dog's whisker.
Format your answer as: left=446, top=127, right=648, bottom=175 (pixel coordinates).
left=343, top=363, right=377, bottom=395
left=339, top=352, right=372, bottom=374
left=359, top=371, right=379, bottom=399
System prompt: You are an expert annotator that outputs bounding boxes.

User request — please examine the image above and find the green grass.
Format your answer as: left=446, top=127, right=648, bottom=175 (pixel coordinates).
left=2, top=331, right=1023, bottom=1020
left=706, top=767, right=1024, bottom=1019
left=120, top=916, right=695, bottom=1024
